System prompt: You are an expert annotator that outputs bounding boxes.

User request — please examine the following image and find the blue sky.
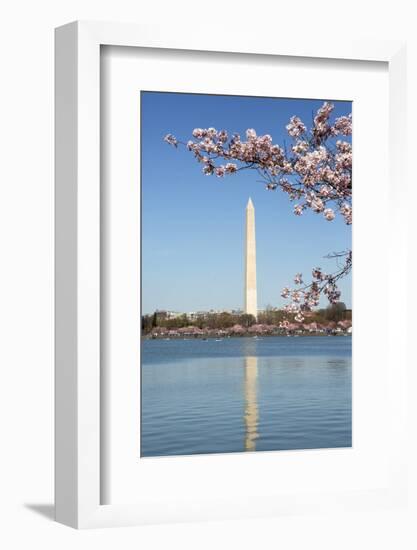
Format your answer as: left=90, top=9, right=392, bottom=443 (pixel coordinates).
left=141, top=92, right=352, bottom=314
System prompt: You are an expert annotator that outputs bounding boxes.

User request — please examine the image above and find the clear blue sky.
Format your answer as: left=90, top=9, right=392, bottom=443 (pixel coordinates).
left=141, top=92, right=352, bottom=314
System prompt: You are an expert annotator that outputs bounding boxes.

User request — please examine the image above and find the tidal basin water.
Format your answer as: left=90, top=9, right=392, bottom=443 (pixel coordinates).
left=141, top=336, right=352, bottom=457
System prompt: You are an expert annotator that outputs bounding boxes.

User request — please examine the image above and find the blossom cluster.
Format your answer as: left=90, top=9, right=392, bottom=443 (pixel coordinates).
left=280, top=251, right=352, bottom=322
left=164, top=101, right=352, bottom=225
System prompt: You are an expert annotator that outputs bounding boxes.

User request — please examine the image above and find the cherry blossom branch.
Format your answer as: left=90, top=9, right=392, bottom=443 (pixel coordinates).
left=164, top=102, right=352, bottom=224
left=280, top=250, right=352, bottom=323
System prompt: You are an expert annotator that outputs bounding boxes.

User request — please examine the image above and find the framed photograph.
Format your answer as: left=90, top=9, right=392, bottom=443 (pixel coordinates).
left=55, top=21, right=407, bottom=528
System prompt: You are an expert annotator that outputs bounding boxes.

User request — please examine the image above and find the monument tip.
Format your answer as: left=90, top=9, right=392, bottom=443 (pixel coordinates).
left=246, top=197, right=254, bottom=209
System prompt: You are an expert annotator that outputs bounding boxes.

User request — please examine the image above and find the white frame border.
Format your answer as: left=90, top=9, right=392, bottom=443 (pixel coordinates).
left=55, top=21, right=407, bottom=529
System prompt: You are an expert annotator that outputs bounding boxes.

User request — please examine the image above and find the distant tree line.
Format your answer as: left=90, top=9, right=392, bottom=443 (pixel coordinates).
left=258, top=303, right=351, bottom=324
left=141, top=303, right=351, bottom=335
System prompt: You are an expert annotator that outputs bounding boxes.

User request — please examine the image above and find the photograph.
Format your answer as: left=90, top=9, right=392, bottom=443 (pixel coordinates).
left=140, top=91, right=352, bottom=458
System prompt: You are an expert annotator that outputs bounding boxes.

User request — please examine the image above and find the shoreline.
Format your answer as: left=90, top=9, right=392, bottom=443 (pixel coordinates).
left=143, top=331, right=351, bottom=340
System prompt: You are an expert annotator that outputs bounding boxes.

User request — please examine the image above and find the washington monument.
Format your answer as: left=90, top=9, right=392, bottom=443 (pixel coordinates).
left=244, top=198, right=258, bottom=318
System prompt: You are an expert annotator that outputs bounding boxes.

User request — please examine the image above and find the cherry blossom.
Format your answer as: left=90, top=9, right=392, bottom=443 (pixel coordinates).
left=163, top=133, right=178, bottom=147
left=281, top=251, right=352, bottom=320
left=286, top=116, right=307, bottom=138
left=294, top=273, right=303, bottom=285
left=324, top=208, right=335, bottom=221
left=164, top=101, right=351, bottom=225
left=281, top=287, right=290, bottom=299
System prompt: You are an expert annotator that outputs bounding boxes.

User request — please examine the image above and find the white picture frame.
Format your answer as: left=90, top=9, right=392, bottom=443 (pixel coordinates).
left=55, top=21, right=407, bottom=529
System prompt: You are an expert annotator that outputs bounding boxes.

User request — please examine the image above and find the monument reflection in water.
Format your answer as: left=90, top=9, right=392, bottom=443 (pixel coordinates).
left=243, top=355, right=259, bottom=452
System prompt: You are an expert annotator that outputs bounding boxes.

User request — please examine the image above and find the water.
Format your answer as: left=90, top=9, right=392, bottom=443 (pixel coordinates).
left=141, top=336, right=352, bottom=457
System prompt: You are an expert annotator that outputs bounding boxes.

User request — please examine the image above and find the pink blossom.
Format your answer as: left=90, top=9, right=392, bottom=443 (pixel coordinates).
left=312, top=268, right=324, bottom=280
left=286, top=116, right=306, bottom=138
left=311, top=197, right=324, bottom=213
left=319, top=185, right=331, bottom=197
left=333, top=114, right=352, bottom=136
left=335, top=151, right=352, bottom=171
left=340, top=203, right=352, bottom=224
left=292, top=140, right=309, bottom=155
left=192, top=128, right=206, bottom=139
left=314, top=102, right=334, bottom=126
left=246, top=128, right=257, bottom=140
left=336, top=140, right=352, bottom=153
left=281, top=287, right=290, bottom=298
left=291, top=290, right=302, bottom=303
left=202, top=164, right=214, bottom=175
left=323, top=282, right=341, bottom=303
left=217, top=130, right=228, bottom=143
left=294, top=273, right=303, bottom=285
left=163, top=134, right=177, bottom=147
left=225, top=163, right=237, bottom=174
left=266, top=183, right=278, bottom=191
left=324, top=208, right=335, bottom=221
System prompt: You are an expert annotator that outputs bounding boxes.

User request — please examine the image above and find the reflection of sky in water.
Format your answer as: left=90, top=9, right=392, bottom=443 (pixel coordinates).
left=141, top=336, right=352, bottom=457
